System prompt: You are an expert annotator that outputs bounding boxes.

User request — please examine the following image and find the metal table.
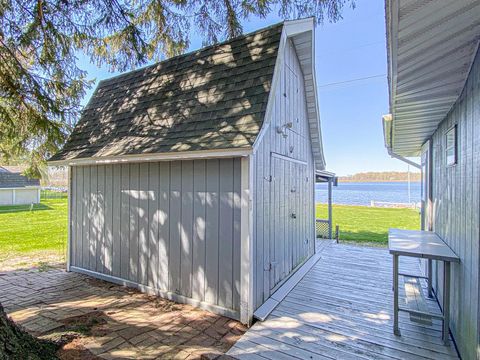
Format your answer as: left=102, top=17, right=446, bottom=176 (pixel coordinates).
left=388, top=229, right=460, bottom=345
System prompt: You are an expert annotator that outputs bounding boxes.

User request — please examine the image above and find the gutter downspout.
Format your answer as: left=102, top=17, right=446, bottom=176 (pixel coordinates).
left=387, top=150, right=421, bottom=169
left=382, top=114, right=421, bottom=170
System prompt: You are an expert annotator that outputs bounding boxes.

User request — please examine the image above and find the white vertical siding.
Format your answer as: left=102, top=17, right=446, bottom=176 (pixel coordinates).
left=0, top=188, right=40, bottom=205
left=0, top=190, right=14, bottom=205
left=12, top=189, right=40, bottom=205
left=251, top=39, right=316, bottom=309
left=70, top=158, right=242, bottom=317
left=430, top=48, right=479, bottom=360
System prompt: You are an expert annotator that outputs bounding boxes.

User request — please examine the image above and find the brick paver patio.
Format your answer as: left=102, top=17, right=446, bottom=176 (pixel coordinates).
left=0, top=269, right=246, bottom=359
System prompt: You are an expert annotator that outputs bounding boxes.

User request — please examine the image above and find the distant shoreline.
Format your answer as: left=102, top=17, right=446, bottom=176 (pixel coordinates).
left=337, top=179, right=421, bottom=183
left=336, top=171, right=421, bottom=183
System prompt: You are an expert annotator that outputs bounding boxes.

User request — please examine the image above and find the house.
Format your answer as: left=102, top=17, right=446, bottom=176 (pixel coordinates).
left=0, top=166, right=40, bottom=206
left=384, top=1, right=480, bottom=358
left=49, top=18, right=326, bottom=324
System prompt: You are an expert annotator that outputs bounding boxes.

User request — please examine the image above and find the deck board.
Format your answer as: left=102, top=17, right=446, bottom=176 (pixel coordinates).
left=228, top=241, right=459, bottom=359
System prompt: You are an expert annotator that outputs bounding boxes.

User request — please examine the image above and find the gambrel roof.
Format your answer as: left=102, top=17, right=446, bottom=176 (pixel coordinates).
left=50, top=24, right=282, bottom=162
left=50, top=20, right=326, bottom=169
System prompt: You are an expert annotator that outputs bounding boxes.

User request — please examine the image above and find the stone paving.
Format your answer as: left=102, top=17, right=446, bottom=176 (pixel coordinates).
left=0, top=269, right=246, bottom=359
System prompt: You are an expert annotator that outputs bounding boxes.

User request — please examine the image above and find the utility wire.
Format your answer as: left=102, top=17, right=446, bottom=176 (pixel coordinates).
left=321, top=41, right=384, bottom=55
left=318, top=74, right=386, bottom=88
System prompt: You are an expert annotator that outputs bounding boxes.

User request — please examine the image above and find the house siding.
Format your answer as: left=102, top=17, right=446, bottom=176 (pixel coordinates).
left=70, top=158, right=242, bottom=317
left=251, top=38, right=316, bottom=310
left=430, top=48, right=480, bottom=360
left=0, top=188, right=39, bottom=205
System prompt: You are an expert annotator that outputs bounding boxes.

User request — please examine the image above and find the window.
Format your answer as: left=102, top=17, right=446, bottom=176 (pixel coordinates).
left=445, top=125, right=457, bottom=166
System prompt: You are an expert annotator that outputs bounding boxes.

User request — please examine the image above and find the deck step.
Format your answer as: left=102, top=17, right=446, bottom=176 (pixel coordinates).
left=404, top=276, right=432, bottom=325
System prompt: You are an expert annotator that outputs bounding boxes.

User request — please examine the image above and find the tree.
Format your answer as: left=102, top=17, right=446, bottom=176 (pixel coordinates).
left=0, top=303, right=59, bottom=359
left=0, top=0, right=354, bottom=177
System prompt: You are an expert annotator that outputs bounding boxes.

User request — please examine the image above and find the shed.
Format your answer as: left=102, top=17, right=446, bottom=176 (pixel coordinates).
left=49, top=18, right=326, bottom=324
left=0, top=166, right=40, bottom=206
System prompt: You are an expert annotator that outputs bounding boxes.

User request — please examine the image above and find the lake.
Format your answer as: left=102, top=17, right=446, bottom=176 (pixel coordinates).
left=315, top=181, right=421, bottom=206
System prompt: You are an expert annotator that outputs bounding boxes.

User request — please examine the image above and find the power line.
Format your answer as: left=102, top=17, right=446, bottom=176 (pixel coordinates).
left=318, top=74, right=386, bottom=88
left=321, top=41, right=384, bottom=55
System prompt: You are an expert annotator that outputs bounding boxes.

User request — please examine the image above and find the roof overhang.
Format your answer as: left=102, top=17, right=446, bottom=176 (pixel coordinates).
left=48, top=148, right=252, bottom=166
left=315, top=169, right=336, bottom=183
left=385, top=0, right=480, bottom=156
left=278, top=18, right=326, bottom=170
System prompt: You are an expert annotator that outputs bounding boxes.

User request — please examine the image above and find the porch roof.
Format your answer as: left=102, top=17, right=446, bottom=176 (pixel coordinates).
left=315, top=169, right=336, bottom=183
left=385, top=0, right=480, bottom=156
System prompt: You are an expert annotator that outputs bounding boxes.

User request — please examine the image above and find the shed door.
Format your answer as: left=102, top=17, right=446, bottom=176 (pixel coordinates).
left=269, top=155, right=306, bottom=291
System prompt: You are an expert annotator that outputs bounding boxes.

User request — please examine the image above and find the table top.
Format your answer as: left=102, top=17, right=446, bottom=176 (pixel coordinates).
left=388, top=229, right=460, bottom=262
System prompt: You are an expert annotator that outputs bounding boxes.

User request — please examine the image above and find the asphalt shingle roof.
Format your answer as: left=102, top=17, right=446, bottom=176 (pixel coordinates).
left=0, top=171, right=40, bottom=188
left=51, top=23, right=283, bottom=162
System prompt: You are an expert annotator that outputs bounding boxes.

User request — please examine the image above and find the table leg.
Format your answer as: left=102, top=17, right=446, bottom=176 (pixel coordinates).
left=428, top=259, right=433, bottom=298
left=393, top=254, right=400, bottom=336
left=442, top=261, right=451, bottom=345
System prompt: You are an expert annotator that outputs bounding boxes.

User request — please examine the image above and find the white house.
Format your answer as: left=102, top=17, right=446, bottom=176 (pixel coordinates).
left=49, top=18, right=327, bottom=324
left=0, top=166, right=41, bottom=206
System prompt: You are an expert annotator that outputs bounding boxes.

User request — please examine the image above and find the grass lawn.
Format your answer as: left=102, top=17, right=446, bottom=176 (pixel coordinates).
left=0, top=197, right=68, bottom=270
left=316, top=203, right=420, bottom=245
left=0, top=195, right=419, bottom=270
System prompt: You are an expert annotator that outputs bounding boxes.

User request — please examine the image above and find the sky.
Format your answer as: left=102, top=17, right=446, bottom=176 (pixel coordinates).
left=78, top=1, right=418, bottom=177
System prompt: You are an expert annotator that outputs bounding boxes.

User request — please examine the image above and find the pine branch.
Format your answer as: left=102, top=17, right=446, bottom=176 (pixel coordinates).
left=0, top=0, right=354, bottom=176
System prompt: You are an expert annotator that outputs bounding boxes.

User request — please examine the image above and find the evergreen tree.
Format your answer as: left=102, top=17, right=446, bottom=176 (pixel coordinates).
left=0, top=0, right=354, bottom=177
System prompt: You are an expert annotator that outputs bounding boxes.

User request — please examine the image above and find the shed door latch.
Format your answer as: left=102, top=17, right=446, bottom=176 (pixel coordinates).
left=266, top=261, right=278, bottom=271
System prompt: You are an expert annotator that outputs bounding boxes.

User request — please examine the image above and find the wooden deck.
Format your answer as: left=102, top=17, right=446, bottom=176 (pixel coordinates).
left=228, top=241, right=459, bottom=359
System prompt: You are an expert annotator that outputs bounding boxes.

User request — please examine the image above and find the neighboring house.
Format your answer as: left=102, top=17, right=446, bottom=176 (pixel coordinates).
left=0, top=166, right=40, bottom=206
left=384, top=1, right=480, bottom=358
left=49, top=18, right=326, bottom=324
